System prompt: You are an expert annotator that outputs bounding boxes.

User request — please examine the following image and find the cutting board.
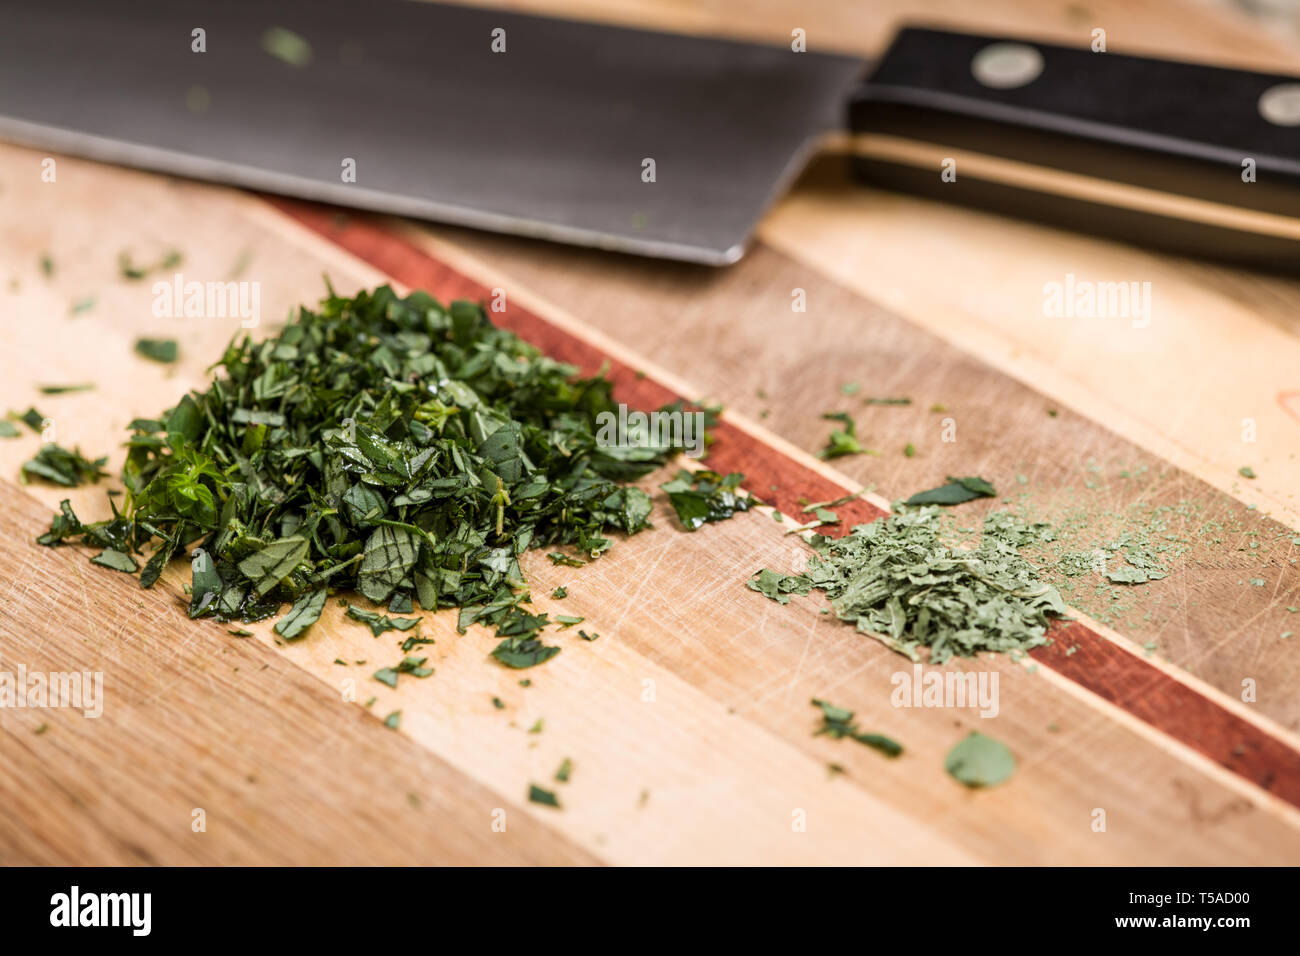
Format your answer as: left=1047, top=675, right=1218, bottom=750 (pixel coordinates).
left=2, top=0, right=1299, bottom=865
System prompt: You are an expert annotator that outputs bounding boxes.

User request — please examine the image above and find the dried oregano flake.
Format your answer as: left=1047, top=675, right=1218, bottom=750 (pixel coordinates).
left=750, top=506, right=1069, bottom=663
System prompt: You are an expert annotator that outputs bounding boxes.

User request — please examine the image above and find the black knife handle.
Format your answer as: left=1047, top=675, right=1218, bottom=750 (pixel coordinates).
left=849, top=27, right=1300, bottom=269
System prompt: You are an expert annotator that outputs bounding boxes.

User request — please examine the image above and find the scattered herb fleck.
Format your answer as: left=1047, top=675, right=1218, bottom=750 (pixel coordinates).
left=818, top=411, right=874, bottom=459
left=261, top=26, right=313, bottom=67
left=945, top=731, right=1016, bottom=787
left=811, top=699, right=902, bottom=757
left=119, top=249, right=182, bottom=281
left=37, top=384, right=95, bottom=395
left=345, top=605, right=420, bottom=637
left=15, top=407, right=45, bottom=432
left=528, top=784, right=560, bottom=807
left=91, top=548, right=138, bottom=573
left=747, top=567, right=812, bottom=605
left=492, top=636, right=560, bottom=669
left=134, top=338, right=180, bottom=364
left=902, top=475, right=996, bottom=507
left=21, top=444, right=107, bottom=487
left=373, top=656, right=433, bottom=687
left=659, top=469, right=752, bottom=531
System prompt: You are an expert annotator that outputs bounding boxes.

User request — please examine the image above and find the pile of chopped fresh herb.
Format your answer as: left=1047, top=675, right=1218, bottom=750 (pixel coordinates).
left=37, top=285, right=692, bottom=654
left=750, top=506, right=1069, bottom=663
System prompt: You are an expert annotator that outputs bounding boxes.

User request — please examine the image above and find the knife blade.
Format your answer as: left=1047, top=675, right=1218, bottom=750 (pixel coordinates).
left=0, top=0, right=866, bottom=266
left=3, top=2, right=1298, bottom=267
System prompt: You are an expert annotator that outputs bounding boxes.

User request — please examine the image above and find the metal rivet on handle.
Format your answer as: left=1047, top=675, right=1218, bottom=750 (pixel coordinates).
left=1259, top=83, right=1300, bottom=126
left=971, top=42, right=1044, bottom=89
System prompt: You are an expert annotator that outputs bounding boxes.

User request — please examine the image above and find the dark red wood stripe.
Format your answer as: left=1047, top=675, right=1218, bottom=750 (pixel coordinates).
left=270, top=197, right=1300, bottom=810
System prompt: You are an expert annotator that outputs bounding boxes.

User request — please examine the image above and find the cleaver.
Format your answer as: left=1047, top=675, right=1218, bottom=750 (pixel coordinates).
left=2, top=0, right=1298, bottom=267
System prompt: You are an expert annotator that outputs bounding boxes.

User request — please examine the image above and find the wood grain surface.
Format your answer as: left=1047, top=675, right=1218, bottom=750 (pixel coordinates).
left=2, top=0, right=1299, bottom=865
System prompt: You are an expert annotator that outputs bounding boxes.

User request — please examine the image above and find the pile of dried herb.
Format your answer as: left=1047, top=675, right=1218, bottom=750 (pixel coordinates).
left=750, top=506, right=1069, bottom=663
left=37, top=285, right=690, bottom=653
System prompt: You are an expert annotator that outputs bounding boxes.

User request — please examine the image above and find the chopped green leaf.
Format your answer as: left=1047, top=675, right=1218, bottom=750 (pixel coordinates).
left=134, top=338, right=179, bottom=363
left=37, top=384, right=95, bottom=395
left=274, top=587, right=327, bottom=639
left=528, top=784, right=560, bottom=808
left=811, top=699, right=902, bottom=757
left=16, top=407, right=45, bottom=432
left=345, top=605, right=420, bottom=637
left=902, top=475, right=997, bottom=507
left=747, top=568, right=812, bottom=605
left=21, top=444, right=107, bottom=487
left=374, top=655, right=433, bottom=687
left=660, top=469, right=753, bottom=531
left=491, top=637, right=561, bottom=669
left=818, top=411, right=873, bottom=459
left=90, top=548, right=138, bottom=573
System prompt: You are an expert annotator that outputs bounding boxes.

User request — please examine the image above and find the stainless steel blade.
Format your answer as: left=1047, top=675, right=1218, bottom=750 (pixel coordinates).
left=0, top=0, right=867, bottom=264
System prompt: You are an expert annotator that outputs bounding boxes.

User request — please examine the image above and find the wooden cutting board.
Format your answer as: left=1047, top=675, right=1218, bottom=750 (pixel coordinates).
left=2, top=0, right=1299, bottom=865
